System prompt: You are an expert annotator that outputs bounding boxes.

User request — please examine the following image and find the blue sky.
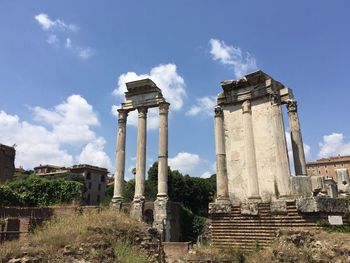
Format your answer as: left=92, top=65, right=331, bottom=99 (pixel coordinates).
left=0, top=1, right=349, bottom=178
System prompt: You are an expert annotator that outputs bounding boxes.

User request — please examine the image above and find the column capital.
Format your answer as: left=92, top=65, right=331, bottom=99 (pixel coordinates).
left=286, top=99, right=297, bottom=112
left=270, top=92, right=281, bottom=106
left=117, top=109, right=128, bottom=124
left=214, top=106, right=223, bottom=118
left=242, top=100, right=251, bottom=113
left=159, top=102, right=170, bottom=115
left=137, top=106, right=148, bottom=118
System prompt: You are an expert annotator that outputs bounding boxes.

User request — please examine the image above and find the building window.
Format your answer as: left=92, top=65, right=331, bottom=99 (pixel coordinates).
left=87, top=194, right=90, bottom=205
left=97, top=195, right=100, bottom=203
left=319, top=171, right=321, bottom=174
left=86, top=172, right=91, bottom=180
left=88, top=182, right=92, bottom=189
left=101, top=175, right=105, bottom=182
left=326, top=170, right=328, bottom=174
left=98, top=184, right=101, bottom=191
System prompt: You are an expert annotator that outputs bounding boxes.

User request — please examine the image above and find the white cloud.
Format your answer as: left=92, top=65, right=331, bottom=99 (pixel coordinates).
left=113, top=63, right=186, bottom=110
left=200, top=171, right=212, bottom=179
left=168, top=152, right=201, bottom=175
left=0, top=95, right=112, bottom=170
left=77, top=47, right=94, bottom=59
left=209, top=38, right=257, bottom=79
left=77, top=137, right=113, bottom=171
left=47, top=34, right=59, bottom=45
left=318, top=133, right=350, bottom=158
left=34, top=94, right=99, bottom=145
left=186, top=96, right=216, bottom=117
left=35, top=13, right=77, bottom=32
left=34, top=13, right=92, bottom=59
left=285, top=131, right=311, bottom=175
left=65, top=38, right=72, bottom=48
left=0, top=111, right=73, bottom=169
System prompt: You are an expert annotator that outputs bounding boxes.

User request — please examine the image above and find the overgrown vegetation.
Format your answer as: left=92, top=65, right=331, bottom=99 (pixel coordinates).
left=0, top=174, right=83, bottom=207
left=0, top=208, right=156, bottom=262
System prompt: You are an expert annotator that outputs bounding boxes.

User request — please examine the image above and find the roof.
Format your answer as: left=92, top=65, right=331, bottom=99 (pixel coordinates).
left=33, top=164, right=64, bottom=169
left=307, top=155, right=350, bottom=165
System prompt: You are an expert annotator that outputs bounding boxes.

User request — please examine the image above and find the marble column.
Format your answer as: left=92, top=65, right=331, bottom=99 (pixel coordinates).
left=287, top=99, right=307, bottom=176
left=112, top=109, right=128, bottom=208
left=157, top=102, right=170, bottom=197
left=154, top=102, right=171, bottom=241
left=131, top=106, right=147, bottom=221
left=271, top=94, right=291, bottom=198
left=214, top=106, right=229, bottom=201
left=242, top=100, right=261, bottom=200
left=134, top=106, right=148, bottom=200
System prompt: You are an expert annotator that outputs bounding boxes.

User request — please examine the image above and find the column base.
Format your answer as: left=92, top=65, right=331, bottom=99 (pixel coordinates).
left=130, top=197, right=145, bottom=221
left=153, top=196, right=170, bottom=241
left=248, top=195, right=262, bottom=202
left=216, top=196, right=230, bottom=203
left=111, top=197, right=123, bottom=211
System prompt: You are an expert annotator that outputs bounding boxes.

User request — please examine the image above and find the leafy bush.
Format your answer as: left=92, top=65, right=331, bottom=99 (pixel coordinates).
left=0, top=175, right=83, bottom=207
left=179, top=205, right=206, bottom=242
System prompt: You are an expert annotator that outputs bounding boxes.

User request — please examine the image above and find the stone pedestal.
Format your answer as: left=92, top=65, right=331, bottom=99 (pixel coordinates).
left=153, top=196, right=170, bottom=241
left=130, top=198, right=145, bottom=221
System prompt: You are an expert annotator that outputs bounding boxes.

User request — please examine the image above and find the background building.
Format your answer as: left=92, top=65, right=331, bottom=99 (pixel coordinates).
left=306, top=155, right=350, bottom=179
left=0, top=144, right=15, bottom=183
left=33, top=164, right=108, bottom=205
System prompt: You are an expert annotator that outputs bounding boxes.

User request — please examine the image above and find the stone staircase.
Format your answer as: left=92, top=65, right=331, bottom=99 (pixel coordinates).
left=210, top=201, right=346, bottom=250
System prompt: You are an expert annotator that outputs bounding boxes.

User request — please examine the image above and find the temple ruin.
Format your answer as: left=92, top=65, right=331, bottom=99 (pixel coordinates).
left=111, top=78, right=173, bottom=240
left=209, top=71, right=349, bottom=249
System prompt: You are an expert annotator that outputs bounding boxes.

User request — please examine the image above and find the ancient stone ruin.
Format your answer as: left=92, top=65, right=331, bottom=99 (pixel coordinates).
left=209, top=71, right=349, bottom=249
left=111, top=78, right=173, bottom=240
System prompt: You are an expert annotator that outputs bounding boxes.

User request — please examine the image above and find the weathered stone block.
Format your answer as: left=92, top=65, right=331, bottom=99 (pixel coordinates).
left=208, top=202, right=231, bottom=214
left=271, top=200, right=288, bottom=215
left=290, top=176, right=312, bottom=198
left=297, top=196, right=348, bottom=213
left=241, top=202, right=259, bottom=215
left=130, top=198, right=144, bottom=221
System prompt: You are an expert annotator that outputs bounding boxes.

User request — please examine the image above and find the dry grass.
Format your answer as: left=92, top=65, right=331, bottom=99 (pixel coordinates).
left=0, top=208, right=149, bottom=262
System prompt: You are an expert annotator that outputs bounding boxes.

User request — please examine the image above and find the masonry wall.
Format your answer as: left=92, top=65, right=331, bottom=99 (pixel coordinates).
left=210, top=201, right=349, bottom=250
left=223, top=96, right=290, bottom=202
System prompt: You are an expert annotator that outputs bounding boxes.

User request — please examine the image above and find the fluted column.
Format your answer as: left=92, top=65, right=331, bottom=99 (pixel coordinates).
left=214, top=106, right=229, bottom=201
left=242, top=100, right=261, bottom=200
left=271, top=95, right=291, bottom=198
left=112, top=109, right=128, bottom=206
left=134, top=106, right=147, bottom=200
left=287, top=99, right=307, bottom=176
left=157, top=102, right=170, bottom=197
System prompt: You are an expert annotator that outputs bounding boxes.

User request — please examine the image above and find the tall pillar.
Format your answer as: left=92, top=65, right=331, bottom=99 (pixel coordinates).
left=131, top=106, right=147, bottom=221
left=214, top=106, right=229, bottom=201
left=287, top=99, right=307, bottom=176
left=271, top=94, right=291, bottom=198
left=242, top=100, right=261, bottom=200
left=112, top=109, right=128, bottom=209
left=157, top=102, right=170, bottom=197
left=154, top=102, right=171, bottom=241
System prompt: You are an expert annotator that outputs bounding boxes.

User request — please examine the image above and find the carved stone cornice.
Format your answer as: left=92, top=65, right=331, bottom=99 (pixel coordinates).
left=214, top=106, right=223, bottom=118
left=138, top=106, right=148, bottom=118
left=286, top=99, right=297, bottom=112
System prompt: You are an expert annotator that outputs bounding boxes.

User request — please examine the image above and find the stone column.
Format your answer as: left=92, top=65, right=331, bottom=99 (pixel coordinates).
left=154, top=102, right=171, bottom=241
left=242, top=100, right=261, bottom=200
left=157, top=102, right=170, bottom=197
left=214, top=106, right=229, bottom=201
left=271, top=94, right=291, bottom=198
left=112, top=109, right=128, bottom=209
left=286, top=99, right=307, bottom=176
left=131, top=106, right=147, bottom=221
